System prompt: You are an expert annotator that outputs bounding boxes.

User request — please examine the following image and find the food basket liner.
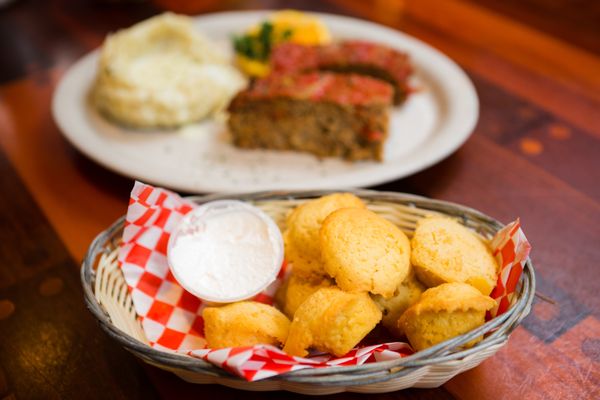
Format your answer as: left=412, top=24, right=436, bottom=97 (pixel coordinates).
left=117, top=182, right=530, bottom=381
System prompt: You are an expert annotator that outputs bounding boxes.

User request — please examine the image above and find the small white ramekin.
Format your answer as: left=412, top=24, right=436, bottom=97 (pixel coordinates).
left=167, top=200, right=284, bottom=303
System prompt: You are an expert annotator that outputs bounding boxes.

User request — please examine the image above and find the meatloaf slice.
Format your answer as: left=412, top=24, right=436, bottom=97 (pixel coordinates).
left=227, top=72, right=393, bottom=161
left=271, top=41, right=413, bottom=104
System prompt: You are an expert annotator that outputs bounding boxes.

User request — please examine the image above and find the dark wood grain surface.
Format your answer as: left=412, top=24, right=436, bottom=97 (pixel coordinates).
left=0, top=0, right=599, bottom=399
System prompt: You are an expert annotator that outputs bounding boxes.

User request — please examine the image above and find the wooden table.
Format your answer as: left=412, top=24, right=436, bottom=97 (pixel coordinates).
left=0, top=0, right=598, bottom=398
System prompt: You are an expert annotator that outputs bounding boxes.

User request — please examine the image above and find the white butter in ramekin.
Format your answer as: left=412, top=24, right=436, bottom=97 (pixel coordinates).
left=167, top=200, right=283, bottom=303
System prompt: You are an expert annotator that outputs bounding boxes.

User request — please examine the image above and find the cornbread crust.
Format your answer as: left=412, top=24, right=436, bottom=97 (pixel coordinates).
left=398, top=282, right=495, bottom=351
left=372, top=271, right=425, bottom=337
left=279, top=273, right=333, bottom=318
left=283, top=287, right=382, bottom=357
left=284, top=238, right=326, bottom=279
left=411, top=217, right=499, bottom=295
left=320, top=208, right=411, bottom=298
left=203, top=301, right=290, bottom=349
left=283, top=193, right=366, bottom=278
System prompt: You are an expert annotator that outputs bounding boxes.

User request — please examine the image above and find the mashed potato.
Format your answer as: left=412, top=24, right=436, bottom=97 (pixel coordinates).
left=92, top=13, right=246, bottom=128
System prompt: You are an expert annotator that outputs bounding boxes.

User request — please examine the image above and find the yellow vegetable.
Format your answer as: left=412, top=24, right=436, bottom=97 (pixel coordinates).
left=234, top=10, right=331, bottom=77
left=235, top=55, right=271, bottom=78
left=267, top=10, right=331, bottom=46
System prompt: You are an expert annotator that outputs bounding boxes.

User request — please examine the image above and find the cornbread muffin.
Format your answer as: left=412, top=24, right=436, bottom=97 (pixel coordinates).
left=283, top=193, right=366, bottom=278
left=93, top=13, right=246, bottom=128
left=284, top=239, right=326, bottom=279
left=278, top=273, right=333, bottom=318
left=273, top=274, right=290, bottom=313
left=411, top=217, right=499, bottom=295
left=320, top=208, right=411, bottom=298
left=398, top=283, right=496, bottom=351
left=203, top=301, right=290, bottom=349
left=283, top=287, right=382, bottom=357
left=372, top=272, right=425, bottom=337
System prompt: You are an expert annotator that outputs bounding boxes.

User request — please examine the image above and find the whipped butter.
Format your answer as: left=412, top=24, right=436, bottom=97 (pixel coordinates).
left=167, top=200, right=283, bottom=302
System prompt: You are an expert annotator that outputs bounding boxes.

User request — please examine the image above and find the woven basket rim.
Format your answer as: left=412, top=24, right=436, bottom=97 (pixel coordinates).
left=81, top=189, right=536, bottom=385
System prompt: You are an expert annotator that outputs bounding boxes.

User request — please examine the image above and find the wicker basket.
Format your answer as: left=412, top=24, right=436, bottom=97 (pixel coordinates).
left=81, top=190, right=535, bottom=395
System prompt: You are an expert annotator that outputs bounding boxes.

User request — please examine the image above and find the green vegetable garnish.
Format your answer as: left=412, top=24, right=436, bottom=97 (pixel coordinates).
left=232, top=21, right=294, bottom=61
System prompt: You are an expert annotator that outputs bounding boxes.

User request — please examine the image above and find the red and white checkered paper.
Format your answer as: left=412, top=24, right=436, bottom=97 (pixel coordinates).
left=118, top=182, right=530, bottom=381
left=488, top=218, right=531, bottom=318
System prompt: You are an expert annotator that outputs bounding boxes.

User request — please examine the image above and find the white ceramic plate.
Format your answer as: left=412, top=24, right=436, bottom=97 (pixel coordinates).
left=52, top=11, right=478, bottom=193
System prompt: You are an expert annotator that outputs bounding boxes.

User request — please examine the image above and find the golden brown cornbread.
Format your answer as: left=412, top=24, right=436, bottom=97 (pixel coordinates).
left=203, top=301, right=290, bottom=349
left=284, top=238, right=327, bottom=279
left=320, top=208, right=411, bottom=298
left=398, top=282, right=496, bottom=351
left=283, top=287, right=382, bottom=357
left=279, top=273, right=333, bottom=318
left=411, top=217, right=499, bottom=295
left=273, top=274, right=290, bottom=313
left=372, top=271, right=425, bottom=337
left=283, top=193, right=366, bottom=277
